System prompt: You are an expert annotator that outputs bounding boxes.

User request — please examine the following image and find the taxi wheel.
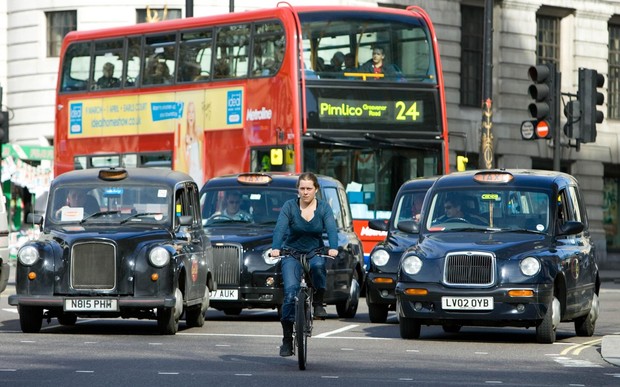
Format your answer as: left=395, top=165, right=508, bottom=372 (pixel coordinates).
left=186, top=286, right=209, bottom=328
left=336, top=270, right=360, bottom=318
left=399, top=316, right=421, bottom=339
left=19, top=305, right=43, bottom=333
left=58, top=313, right=78, bottom=326
left=223, top=307, right=242, bottom=316
left=157, top=288, right=182, bottom=335
left=368, top=303, right=389, bottom=323
left=536, top=296, right=560, bottom=344
left=442, top=324, right=462, bottom=333
left=574, top=293, right=599, bottom=337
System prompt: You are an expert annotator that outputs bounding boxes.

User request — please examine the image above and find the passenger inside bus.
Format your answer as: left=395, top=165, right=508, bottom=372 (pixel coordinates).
left=358, top=47, right=402, bottom=79
left=214, top=58, right=230, bottom=78
left=144, top=59, right=173, bottom=85
left=96, top=62, right=121, bottom=89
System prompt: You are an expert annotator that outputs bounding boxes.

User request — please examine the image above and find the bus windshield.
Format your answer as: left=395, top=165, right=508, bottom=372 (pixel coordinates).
left=299, top=11, right=435, bottom=82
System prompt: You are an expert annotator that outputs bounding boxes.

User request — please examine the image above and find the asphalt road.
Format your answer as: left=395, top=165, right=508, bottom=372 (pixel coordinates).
left=1, top=267, right=619, bottom=387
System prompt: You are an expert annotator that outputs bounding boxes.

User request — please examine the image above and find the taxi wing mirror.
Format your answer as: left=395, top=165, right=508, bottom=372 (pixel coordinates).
left=558, top=220, right=584, bottom=236
left=175, top=215, right=194, bottom=242
left=396, top=220, right=419, bottom=234
left=26, top=213, right=44, bottom=226
left=368, top=219, right=389, bottom=232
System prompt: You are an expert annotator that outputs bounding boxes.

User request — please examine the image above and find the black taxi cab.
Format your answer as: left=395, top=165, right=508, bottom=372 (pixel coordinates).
left=200, top=172, right=365, bottom=318
left=366, top=177, right=436, bottom=323
left=9, top=168, right=215, bottom=335
left=395, top=169, right=600, bottom=343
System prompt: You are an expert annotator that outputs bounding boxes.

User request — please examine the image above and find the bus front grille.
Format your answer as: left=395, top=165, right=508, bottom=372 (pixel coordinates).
left=71, top=242, right=116, bottom=290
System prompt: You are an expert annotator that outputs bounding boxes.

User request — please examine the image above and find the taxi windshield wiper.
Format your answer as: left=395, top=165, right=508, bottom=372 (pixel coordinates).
left=120, top=212, right=164, bottom=224
left=80, top=210, right=120, bottom=224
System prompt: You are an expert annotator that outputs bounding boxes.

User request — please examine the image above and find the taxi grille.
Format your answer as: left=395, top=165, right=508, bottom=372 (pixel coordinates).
left=71, top=242, right=116, bottom=290
left=212, top=244, right=241, bottom=286
left=443, top=252, right=495, bottom=286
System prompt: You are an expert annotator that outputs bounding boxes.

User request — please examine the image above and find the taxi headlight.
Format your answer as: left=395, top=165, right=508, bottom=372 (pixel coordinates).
left=263, top=248, right=280, bottom=265
left=371, top=249, right=390, bottom=267
left=520, top=256, right=541, bottom=276
left=149, top=246, right=170, bottom=267
left=18, top=245, right=39, bottom=266
left=402, top=255, right=423, bottom=275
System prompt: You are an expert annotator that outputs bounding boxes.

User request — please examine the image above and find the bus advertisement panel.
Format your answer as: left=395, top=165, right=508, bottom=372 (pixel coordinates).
left=55, top=5, right=449, bottom=261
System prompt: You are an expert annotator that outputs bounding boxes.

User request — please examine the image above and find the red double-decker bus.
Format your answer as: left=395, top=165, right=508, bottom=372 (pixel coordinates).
left=55, top=4, right=450, bottom=261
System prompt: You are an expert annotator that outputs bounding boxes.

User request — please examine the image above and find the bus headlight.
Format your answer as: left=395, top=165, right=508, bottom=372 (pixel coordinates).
left=370, top=249, right=390, bottom=267
left=263, top=248, right=279, bottom=265
left=520, top=256, right=541, bottom=276
left=18, top=245, right=39, bottom=266
left=149, top=246, right=170, bottom=267
left=402, top=255, right=423, bottom=275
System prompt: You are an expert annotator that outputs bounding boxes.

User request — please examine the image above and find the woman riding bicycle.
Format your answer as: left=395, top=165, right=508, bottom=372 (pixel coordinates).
left=271, top=172, right=339, bottom=357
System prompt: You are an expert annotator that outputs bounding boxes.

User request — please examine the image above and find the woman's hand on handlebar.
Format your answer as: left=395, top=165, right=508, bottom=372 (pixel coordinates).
left=327, top=248, right=338, bottom=259
left=271, top=249, right=281, bottom=258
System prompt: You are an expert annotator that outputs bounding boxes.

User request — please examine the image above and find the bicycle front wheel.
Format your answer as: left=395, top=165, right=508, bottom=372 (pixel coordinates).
left=295, top=288, right=308, bottom=370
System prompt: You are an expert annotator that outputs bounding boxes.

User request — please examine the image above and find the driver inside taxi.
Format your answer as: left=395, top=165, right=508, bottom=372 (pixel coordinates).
left=219, top=191, right=252, bottom=221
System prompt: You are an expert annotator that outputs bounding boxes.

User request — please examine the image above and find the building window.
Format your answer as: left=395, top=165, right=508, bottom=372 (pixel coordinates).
left=536, top=15, right=560, bottom=65
left=46, top=11, right=77, bottom=57
left=136, top=8, right=182, bottom=23
left=609, top=23, right=620, bottom=119
left=460, top=5, right=484, bottom=107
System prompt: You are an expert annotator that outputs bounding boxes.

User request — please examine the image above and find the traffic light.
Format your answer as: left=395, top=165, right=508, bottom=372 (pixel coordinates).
left=0, top=110, right=8, bottom=144
left=527, top=63, right=559, bottom=139
left=577, top=68, right=605, bottom=143
left=563, top=100, right=580, bottom=139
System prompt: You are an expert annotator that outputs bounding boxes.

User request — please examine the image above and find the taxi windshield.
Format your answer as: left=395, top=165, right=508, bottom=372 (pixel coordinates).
left=424, top=188, right=551, bottom=233
left=201, top=188, right=297, bottom=226
left=48, top=184, right=171, bottom=225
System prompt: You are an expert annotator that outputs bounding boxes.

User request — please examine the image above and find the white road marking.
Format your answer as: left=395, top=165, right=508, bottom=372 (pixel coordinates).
left=314, top=324, right=358, bottom=338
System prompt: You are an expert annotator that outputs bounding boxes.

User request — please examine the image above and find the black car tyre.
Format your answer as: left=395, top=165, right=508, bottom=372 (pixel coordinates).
left=536, top=296, right=560, bottom=344
left=574, top=293, right=599, bottom=337
left=399, top=316, right=421, bottom=339
left=368, top=303, right=389, bottom=323
left=19, top=305, right=43, bottom=333
left=186, top=286, right=209, bottom=328
left=336, top=270, right=360, bottom=318
left=157, top=288, right=183, bottom=335
left=223, top=307, right=243, bottom=316
left=442, top=324, right=462, bottom=333
left=58, top=313, right=78, bottom=326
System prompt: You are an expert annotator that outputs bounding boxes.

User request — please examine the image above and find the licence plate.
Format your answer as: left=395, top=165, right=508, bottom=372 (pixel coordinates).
left=442, top=296, right=493, bottom=311
left=64, top=298, right=118, bottom=312
left=210, top=289, right=238, bottom=300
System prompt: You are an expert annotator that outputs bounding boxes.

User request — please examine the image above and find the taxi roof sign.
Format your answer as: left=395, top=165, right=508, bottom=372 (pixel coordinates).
left=473, top=171, right=514, bottom=184
left=98, top=168, right=128, bottom=181
left=237, top=173, right=273, bottom=185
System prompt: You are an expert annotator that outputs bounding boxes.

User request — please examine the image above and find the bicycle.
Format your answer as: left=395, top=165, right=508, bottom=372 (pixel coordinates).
left=294, top=253, right=314, bottom=370
left=278, top=248, right=331, bottom=370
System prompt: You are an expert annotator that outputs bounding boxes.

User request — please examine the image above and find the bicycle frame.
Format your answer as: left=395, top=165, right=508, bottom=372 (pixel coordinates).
left=294, top=255, right=313, bottom=370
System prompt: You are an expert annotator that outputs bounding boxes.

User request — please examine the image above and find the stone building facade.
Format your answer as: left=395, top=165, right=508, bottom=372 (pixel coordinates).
left=1, top=0, right=619, bottom=268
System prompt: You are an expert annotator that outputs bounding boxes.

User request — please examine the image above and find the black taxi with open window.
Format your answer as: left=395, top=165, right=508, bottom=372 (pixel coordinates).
left=9, top=168, right=215, bottom=335
left=395, top=169, right=600, bottom=343
left=200, top=172, right=365, bottom=318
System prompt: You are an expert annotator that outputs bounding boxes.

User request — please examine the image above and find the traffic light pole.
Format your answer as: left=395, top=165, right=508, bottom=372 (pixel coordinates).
left=553, top=70, right=561, bottom=171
